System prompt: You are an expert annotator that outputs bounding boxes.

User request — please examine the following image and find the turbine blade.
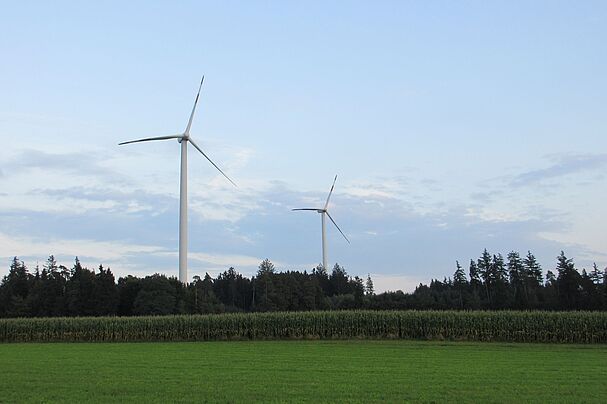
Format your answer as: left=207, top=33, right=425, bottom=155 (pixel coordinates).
left=326, top=211, right=350, bottom=244
left=324, top=174, right=338, bottom=209
left=184, top=76, right=204, bottom=136
left=188, top=138, right=237, bottom=187
left=292, top=208, right=319, bottom=211
left=119, top=134, right=184, bottom=145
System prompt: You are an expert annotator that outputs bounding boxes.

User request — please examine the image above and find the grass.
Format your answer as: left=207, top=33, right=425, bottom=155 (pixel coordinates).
left=1, top=341, right=606, bottom=403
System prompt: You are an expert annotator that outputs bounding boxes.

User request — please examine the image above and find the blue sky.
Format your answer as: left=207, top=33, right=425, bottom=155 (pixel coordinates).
left=1, top=1, right=606, bottom=291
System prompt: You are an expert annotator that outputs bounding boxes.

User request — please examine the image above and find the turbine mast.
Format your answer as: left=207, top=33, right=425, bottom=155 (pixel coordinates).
left=321, top=211, right=327, bottom=270
left=179, top=138, right=188, bottom=283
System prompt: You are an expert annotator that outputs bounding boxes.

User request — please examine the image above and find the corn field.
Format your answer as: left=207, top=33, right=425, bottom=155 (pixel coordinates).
left=1, top=311, right=606, bottom=343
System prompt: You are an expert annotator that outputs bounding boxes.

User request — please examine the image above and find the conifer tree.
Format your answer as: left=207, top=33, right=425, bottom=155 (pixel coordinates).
left=468, top=260, right=481, bottom=286
left=507, top=251, right=526, bottom=307
left=523, top=251, right=543, bottom=287
left=365, top=274, right=375, bottom=296
left=453, top=261, right=468, bottom=287
left=556, top=251, right=581, bottom=310
left=453, top=261, right=468, bottom=309
left=477, top=249, right=492, bottom=305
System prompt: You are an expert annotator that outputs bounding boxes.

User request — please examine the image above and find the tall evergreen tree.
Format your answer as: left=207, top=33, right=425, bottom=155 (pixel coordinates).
left=0, top=257, right=31, bottom=317
left=522, top=251, right=543, bottom=308
left=92, top=265, right=118, bottom=315
left=192, top=273, right=223, bottom=313
left=477, top=249, right=492, bottom=305
left=453, top=261, right=468, bottom=309
left=365, top=274, right=375, bottom=296
left=468, top=260, right=481, bottom=287
left=312, top=264, right=330, bottom=296
left=555, top=251, right=581, bottom=310
left=38, top=255, right=67, bottom=316
left=453, top=261, right=467, bottom=287
left=353, top=276, right=365, bottom=307
left=329, top=263, right=349, bottom=296
left=490, top=254, right=509, bottom=308
left=65, top=257, right=96, bottom=316
left=507, top=251, right=526, bottom=308
left=523, top=251, right=543, bottom=288
left=255, top=259, right=276, bottom=311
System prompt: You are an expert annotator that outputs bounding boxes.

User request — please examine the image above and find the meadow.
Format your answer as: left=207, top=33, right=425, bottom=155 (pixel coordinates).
left=1, top=340, right=606, bottom=403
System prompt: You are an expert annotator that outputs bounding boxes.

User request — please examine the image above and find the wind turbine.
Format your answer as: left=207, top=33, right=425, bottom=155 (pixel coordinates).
left=293, top=175, right=350, bottom=270
left=119, top=76, right=236, bottom=284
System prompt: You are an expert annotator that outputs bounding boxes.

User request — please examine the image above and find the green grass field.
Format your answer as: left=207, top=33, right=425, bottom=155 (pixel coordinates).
left=1, top=341, right=606, bottom=403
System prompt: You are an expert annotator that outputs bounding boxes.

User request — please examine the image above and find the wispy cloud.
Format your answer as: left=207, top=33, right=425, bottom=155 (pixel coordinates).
left=5, top=149, right=120, bottom=179
left=511, top=154, right=607, bottom=187
left=0, top=147, right=604, bottom=287
left=0, top=231, right=167, bottom=268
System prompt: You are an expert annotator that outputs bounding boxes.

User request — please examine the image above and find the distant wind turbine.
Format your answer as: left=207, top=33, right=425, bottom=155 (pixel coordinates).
left=293, top=175, right=350, bottom=270
left=119, top=76, right=236, bottom=284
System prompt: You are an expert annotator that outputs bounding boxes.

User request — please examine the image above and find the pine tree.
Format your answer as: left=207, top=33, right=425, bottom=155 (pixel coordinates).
left=0, top=257, right=31, bottom=317
left=491, top=254, right=507, bottom=283
left=312, top=264, right=330, bottom=296
left=453, top=261, right=468, bottom=309
left=453, top=261, right=468, bottom=287
left=38, top=255, right=67, bottom=316
left=365, top=274, right=375, bottom=296
left=329, top=264, right=349, bottom=296
left=507, top=251, right=526, bottom=308
left=469, top=260, right=481, bottom=285
left=523, top=251, right=543, bottom=308
left=65, top=257, right=96, bottom=316
left=255, top=259, right=276, bottom=311
left=523, top=251, right=543, bottom=286
left=92, top=265, right=118, bottom=315
left=353, top=276, right=365, bottom=307
left=556, top=251, right=581, bottom=310
left=477, top=249, right=492, bottom=305
left=490, top=254, right=509, bottom=308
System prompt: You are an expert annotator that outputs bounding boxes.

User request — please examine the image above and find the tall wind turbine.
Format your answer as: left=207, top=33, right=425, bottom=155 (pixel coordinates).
left=119, top=76, right=236, bottom=284
left=293, top=175, right=350, bottom=270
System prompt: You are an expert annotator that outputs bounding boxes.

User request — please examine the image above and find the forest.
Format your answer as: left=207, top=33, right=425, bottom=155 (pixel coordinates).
left=1, top=249, right=606, bottom=318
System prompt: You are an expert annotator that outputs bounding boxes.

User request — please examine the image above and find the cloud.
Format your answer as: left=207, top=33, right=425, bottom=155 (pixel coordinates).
left=5, top=149, right=119, bottom=179
left=0, top=231, right=167, bottom=273
left=0, top=155, right=603, bottom=287
left=34, top=186, right=175, bottom=215
left=0, top=184, right=176, bottom=216
left=511, top=153, right=607, bottom=187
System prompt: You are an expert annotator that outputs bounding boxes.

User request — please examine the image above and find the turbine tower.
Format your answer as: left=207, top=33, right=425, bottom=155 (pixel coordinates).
left=119, top=76, right=236, bottom=284
left=293, top=175, right=350, bottom=270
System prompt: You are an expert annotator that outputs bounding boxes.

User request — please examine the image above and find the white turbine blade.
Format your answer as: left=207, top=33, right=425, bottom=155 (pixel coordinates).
left=326, top=211, right=350, bottom=244
left=119, top=134, right=184, bottom=145
left=188, top=138, right=237, bottom=187
left=292, top=208, right=319, bottom=211
left=184, top=76, right=204, bottom=136
left=324, top=175, right=338, bottom=210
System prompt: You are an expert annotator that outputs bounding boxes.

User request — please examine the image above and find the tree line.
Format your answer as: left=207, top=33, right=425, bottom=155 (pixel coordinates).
left=1, top=250, right=606, bottom=317
left=404, top=250, right=606, bottom=311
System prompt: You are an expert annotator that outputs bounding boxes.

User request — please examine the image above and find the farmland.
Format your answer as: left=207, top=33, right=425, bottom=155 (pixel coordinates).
left=2, top=310, right=607, bottom=343
left=1, top=340, right=606, bottom=403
